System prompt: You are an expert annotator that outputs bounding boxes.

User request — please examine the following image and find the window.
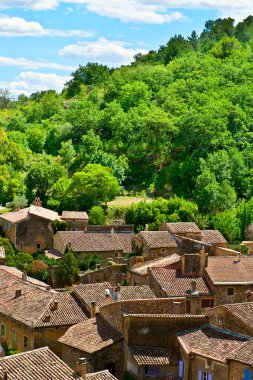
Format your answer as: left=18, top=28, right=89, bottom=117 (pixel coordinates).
left=0, top=324, right=6, bottom=337
left=178, top=360, right=185, bottom=378
left=227, top=288, right=234, bottom=296
left=12, top=329, right=17, bottom=343
left=198, top=371, right=212, bottom=380
left=144, top=366, right=159, bottom=377
left=161, top=248, right=166, bottom=253
left=202, top=299, right=214, bottom=308
left=36, top=243, right=40, bottom=249
left=23, top=336, right=28, bottom=349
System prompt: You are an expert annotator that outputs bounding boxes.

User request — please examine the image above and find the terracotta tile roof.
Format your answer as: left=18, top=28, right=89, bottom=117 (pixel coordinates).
left=201, top=230, right=227, bottom=244
left=164, top=222, right=200, bottom=234
left=34, top=291, right=89, bottom=327
left=87, top=225, right=134, bottom=233
left=115, top=233, right=134, bottom=253
left=0, top=268, right=87, bottom=327
left=117, top=286, right=156, bottom=301
left=224, top=302, right=253, bottom=330
left=118, top=285, right=156, bottom=300
left=56, top=231, right=127, bottom=253
left=0, top=205, right=59, bottom=223
left=206, top=256, right=253, bottom=284
left=178, top=324, right=249, bottom=363
left=58, top=315, right=122, bottom=353
left=0, top=265, right=48, bottom=288
left=140, top=231, right=178, bottom=249
left=131, top=346, right=180, bottom=366
left=149, top=267, right=211, bottom=296
left=86, top=370, right=118, bottom=380
left=61, top=211, right=88, bottom=220
left=228, top=338, right=253, bottom=365
left=73, top=282, right=113, bottom=313
left=130, top=254, right=181, bottom=276
left=0, top=347, right=82, bottom=380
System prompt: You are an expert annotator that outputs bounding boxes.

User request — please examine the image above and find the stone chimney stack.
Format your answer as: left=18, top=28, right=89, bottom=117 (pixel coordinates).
left=105, top=292, right=111, bottom=305
left=33, top=197, right=42, bottom=207
left=51, top=301, right=59, bottom=311
left=245, top=290, right=252, bottom=302
left=22, top=272, right=27, bottom=282
left=15, top=289, right=22, bottom=298
left=191, top=280, right=197, bottom=295
left=144, top=224, right=149, bottom=231
left=236, top=252, right=241, bottom=263
left=111, top=227, right=114, bottom=236
left=76, top=357, right=87, bottom=379
left=90, top=301, right=96, bottom=318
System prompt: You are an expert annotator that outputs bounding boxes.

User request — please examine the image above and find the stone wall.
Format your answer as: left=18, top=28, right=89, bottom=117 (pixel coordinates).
left=214, top=246, right=238, bottom=256
left=213, top=284, right=253, bottom=306
left=229, top=361, right=253, bottom=380
left=34, top=325, right=68, bottom=357
left=100, top=298, right=187, bottom=332
left=16, top=214, right=54, bottom=253
left=61, top=340, right=124, bottom=379
left=79, top=264, right=127, bottom=286
left=123, top=314, right=209, bottom=347
left=205, top=306, right=253, bottom=336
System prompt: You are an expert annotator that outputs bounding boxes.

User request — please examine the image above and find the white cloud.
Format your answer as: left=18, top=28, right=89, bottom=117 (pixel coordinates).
left=0, top=0, right=252, bottom=23
left=58, top=37, right=147, bottom=66
left=0, top=56, right=74, bottom=71
left=0, top=71, right=70, bottom=96
left=0, top=15, right=93, bottom=37
left=0, top=0, right=59, bottom=11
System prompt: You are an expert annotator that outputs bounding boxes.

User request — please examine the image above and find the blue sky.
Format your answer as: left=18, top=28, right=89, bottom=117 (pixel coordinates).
left=0, top=0, right=251, bottom=96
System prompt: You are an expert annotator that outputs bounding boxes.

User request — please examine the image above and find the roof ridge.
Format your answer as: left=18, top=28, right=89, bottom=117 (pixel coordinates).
left=0, top=346, right=49, bottom=360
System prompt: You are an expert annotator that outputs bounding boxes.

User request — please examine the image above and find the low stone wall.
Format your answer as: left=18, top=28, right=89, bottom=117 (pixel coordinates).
left=100, top=298, right=186, bottom=332
left=79, top=264, right=127, bottom=286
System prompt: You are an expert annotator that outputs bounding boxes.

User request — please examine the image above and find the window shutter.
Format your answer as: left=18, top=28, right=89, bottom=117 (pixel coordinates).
left=179, top=361, right=184, bottom=377
left=208, top=374, right=213, bottom=380
left=244, top=369, right=252, bottom=380
left=198, top=370, right=202, bottom=380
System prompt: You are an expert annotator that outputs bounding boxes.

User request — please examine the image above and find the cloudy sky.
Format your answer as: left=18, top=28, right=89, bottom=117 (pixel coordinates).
left=0, top=0, right=252, bottom=96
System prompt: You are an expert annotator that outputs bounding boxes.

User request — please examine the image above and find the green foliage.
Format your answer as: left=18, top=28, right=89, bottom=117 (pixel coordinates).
left=6, top=195, right=28, bottom=210
left=0, top=237, right=16, bottom=266
left=89, top=206, right=105, bottom=225
left=5, top=345, right=19, bottom=356
left=212, top=210, right=241, bottom=243
left=14, top=252, right=34, bottom=271
left=78, top=253, right=103, bottom=271
left=51, top=219, right=69, bottom=232
left=58, top=245, right=79, bottom=285
left=66, top=164, right=120, bottom=210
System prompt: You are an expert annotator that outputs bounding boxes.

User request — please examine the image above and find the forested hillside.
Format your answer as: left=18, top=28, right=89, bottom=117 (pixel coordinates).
left=1, top=16, right=253, bottom=241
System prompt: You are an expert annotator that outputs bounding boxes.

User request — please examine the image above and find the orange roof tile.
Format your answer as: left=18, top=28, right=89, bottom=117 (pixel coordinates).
left=206, top=256, right=253, bottom=284
left=131, top=346, right=180, bottom=365
left=139, top=231, right=178, bottom=248
left=58, top=315, right=122, bottom=353
left=178, top=324, right=249, bottom=363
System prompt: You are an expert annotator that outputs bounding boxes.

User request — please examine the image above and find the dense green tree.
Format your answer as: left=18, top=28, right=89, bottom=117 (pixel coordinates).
left=57, top=245, right=79, bottom=285
left=89, top=206, right=105, bottom=225
left=66, top=164, right=120, bottom=210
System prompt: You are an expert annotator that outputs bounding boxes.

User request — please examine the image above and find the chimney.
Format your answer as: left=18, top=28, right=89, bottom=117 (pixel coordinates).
left=90, top=301, right=96, bottom=318
left=33, top=197, right=42, bottom=207
left=111, top=227, right=114, bottom=236
left=144, top=224, right=149, bottom=231
left=15, top=289, right=22, bottom=298
left=181, top=255, right=186, bottom=274
left=22, top=272, right=27, bottom=282
left=236, top=252, right=241, bottom=263
left=105, top=292, right=111, bottom=305
left=191, top=280, right=197, bottom=295
left=43, top=314, right=51, bottom=322
left=51, top=301, right=58, bottom=311
left=68, top=241, right=72, bottom=249
left=245, top=290, right=252, bottom=302
left=76, top=357, right=87, bottom=379
left=2, top=371, right=7, bottom=380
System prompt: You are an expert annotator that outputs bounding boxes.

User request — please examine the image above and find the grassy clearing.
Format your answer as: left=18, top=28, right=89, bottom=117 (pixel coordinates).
left=107, top=196, right=154, bottom=208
